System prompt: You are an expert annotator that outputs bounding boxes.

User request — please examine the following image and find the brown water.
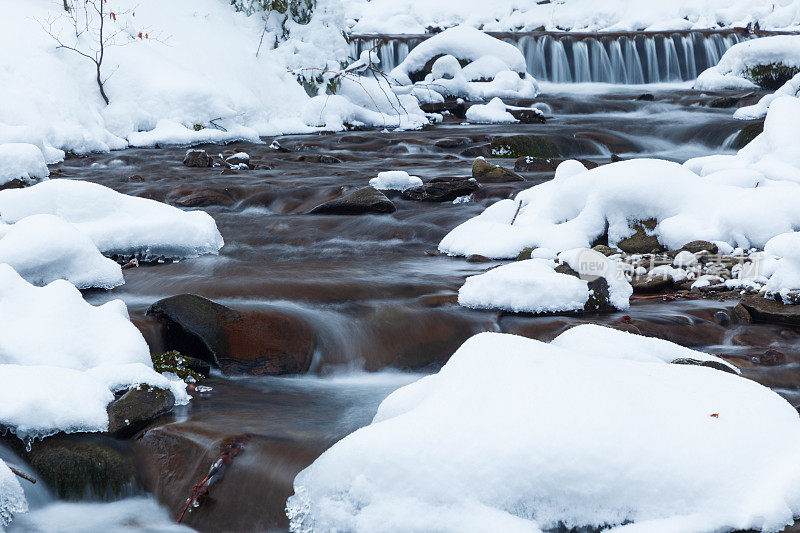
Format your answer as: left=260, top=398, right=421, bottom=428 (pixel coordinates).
left=10, top=85, right=800, bottom=532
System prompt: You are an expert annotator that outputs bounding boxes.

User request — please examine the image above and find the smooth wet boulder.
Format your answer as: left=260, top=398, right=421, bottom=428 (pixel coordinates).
left=617, top=219, right=664, bottom=254
left=731, top=120, right=764, bottom=150
left=631, top=275, right=673, bottom=294
left=471, top=158, right=524, bottom=182
left=165, top=185, right=235, bottom=207
left=107, top=386, right=176, bottom=439
left=146, top=294, right=316, bottom=375
left=307, top=187, right=395, bottom=215
left=490, top=135, right=560, bottom=158
left=508, top=108, right=545, bottom=124
left=183, top=149, right=212, bottom=167
left=514, top=156, right=599, bottom=172
left=740, top=296, right=800, bottom=326
left=434, top=137, right=471, bottom=149
left=294, top=154, right=343, bottom=164
left=152, top=350, right=210, bottom=382
left=681, top=240, right=718, bottom=254
left=402, top=178, right=479, bottom=202
left=25, top=436, right=136, bottom=500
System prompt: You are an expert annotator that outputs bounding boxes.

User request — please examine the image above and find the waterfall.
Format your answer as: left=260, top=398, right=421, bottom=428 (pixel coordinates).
left=348, top=30, right=748, bottom=84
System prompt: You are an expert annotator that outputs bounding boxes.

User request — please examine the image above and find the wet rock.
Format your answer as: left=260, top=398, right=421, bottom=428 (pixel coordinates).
left=584, top=277, right=614, bottom=312
left=460, top=145, right=490, bottom=158
left=708, top=96, right=740, bottom=108
left=307, top=187, right=396, bottom=215
left=636, top=93, right=655, bottom=101
left=714, top=311, right=731, bottom=327
left=731, top=120, right=764, bottom=150
left=490, top=135, right=560, bottom=159
left=751, top=348, right=787, bottom=366
left=632, top=275, right=673, bottom=294
left=107, top=386, right=176, bottom=438
left=152, top=350, right=210, bottom=381
left=25, top=436, right=136, bottom=500
left=471, top=158, right=524, bottom=183
left=617, top=219, right=664, bottom=254
left=294, top=154, right=342, bottom=164
left=146, top=294, right=316, bottom=375
left=745, top=63, right=800, bottom=90
left=434, top=137, right=471, bottom=149
left=466, top=254, right=492, bottom=263
left=513, top=156, right=598, bottom=172
left=402, top=179, right=479, bottom=202
left=681, top=240, right=718, bottom=254
left=508, top=108, right=546, bottom=124
left=732, top=303, right=752, bottom=324
left=183, top=149, right=212, bottom=167
left=225, top=153, right=250, bottom=166
left=165, top=185, right=235, bottom=207
left=516, top=247, right=536, bottom=260
left=740, top=296, right=800, bottom=326
left=420, top=100, right=467, bottom=118
left=671, top=358, right=738, bottom=374
left=417, top=292, right=459, bottom=307
left=592, top=244, right=617, bottom=257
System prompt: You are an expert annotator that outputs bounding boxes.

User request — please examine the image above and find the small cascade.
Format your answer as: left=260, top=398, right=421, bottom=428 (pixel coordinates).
left=349, top=30, right=747, bottom=84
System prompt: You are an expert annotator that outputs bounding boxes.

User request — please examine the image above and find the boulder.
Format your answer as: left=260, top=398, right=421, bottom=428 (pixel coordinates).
left=460, top=145, right=490, bottom=158
left=490, top=135, right=560, bottom=159
left=471, top=158, right=524, bottom=183
left=513, top=156, right=599, bottom=173
left=434, top=137, right=471, bottom=149
left=402, top=179, right=479, bottom=202
left=592, top=244, right=618, bottom=257
left=107, top=386, right=175, bottom=438
left=681, top=240, right=718, bottom=254
left=745, top=63, right=800, bottom=90
left=632, top=275, right=673, bottom=294
left=183, top=149, right=212, bottom=167
left=152, top=350, right=210, bottom=382
left=146, top=294, right=317, bottom=375
left=731, top=120, right=764, bottom=150
left=740, top=296, right=800, bottom=326
left=165, top=185, right=235, bottom=207
left=294, top=154, right=343, bottom=164
left=507, top=108, right=546, bottom=124
left=307, top=187, right=395, bottom=215
left=225, top=153, right=250, bottom=166
left=617, top=219, right=664, bottom=254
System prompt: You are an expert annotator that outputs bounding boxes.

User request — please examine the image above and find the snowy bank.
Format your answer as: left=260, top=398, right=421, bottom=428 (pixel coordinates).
left=695, top=35, right=800, bottom=91
left=287, top=328, right=800, bottom=533
left=0, top=264, right=187, bottom=440
left=0, top=179, right=223, bottom=260
left=735, top=72, right=800, bottom=119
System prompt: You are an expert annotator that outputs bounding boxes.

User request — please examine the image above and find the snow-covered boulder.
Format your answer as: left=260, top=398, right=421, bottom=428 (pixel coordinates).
left=388, top=26, right=538, bottom=102
left=0, top=179, right=224, bottom=260
left=287, top=327, right=800, bottom=532
left=735, top=72, right=800, bottom=120
left=465, top=97, right=516, bottom=124
left=369, top=170, right=423, bottom=191
left=0, top=143, right=49, bottom=188
left=694, top=35, right=800, bottom=91
left=0, top=214, right=123, bottom=289
left=763, top=232, right=800, bottom=301
left=0, top=459, right=26, bottom=527
left=0, top=264, right=187, bottom=440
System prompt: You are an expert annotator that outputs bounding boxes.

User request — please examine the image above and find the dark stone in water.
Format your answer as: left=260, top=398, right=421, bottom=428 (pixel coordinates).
left=751, top=348, right=787, bottom=366
left=740, top=296, right=800, bottom=326
left=307, top=186, right=396, bottom=215
left=514, top=156, right=599, bottom=172
left=419, top=100, right=467, bottom=118
left=146, top=294, right=316, bottom=375
left=460, top=144, right=490, bottom=158
left=183, top=149, right=212, bottom=167
left=731, top=120, right=764, bottom=150
left=508, top=108, right=546, bottom=124
left=708, top=96, right=740, bottom=108
left=107, top=386, right=175, bottom=438
left=293, top=154, right=343, bottom=164
left=472, top=158, right=524, bottom=182
left=433, top=137, right=471, bottom=149
left=165, top=185, right=235, bottom=207
left=402, top=179, right=479, bottom=202
left=632, top=275, right=673, bottom=294
left=490, top=135, right=561, bottom=159
left=636, top=93, right=655, bottom=101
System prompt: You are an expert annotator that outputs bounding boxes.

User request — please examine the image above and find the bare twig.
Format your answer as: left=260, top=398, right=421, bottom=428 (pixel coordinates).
left=8, top=466, right=36, bottom=485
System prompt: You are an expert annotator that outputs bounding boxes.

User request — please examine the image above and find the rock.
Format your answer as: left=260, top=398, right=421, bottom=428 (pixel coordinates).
left=732, top=303, right=752, bottom=324
left=25, top=436, right=136, bottom=500
left=434, top=138, right=471, bottom=149
left=402, top=179, right=479, bottom=202
left=507, top=108, right=546, bottom=124
left=592, top=245, right=617, bottom=256
left=419, top=100, right=467, bottom=118
left=636, top=93, right=655, bottom=101
left=466, top=254, right=491, bottom=263
left=516, top=247, right=536, bottom=260
left=459, top=145, right=490, bottom=158
left=745, top=63, right=800, bottom=90
left=165, top=185, right=235, bottom=207
left=617, top=219, right=664, bottom=254
left=294, top=154, right=343, bottom=164
left=152, top=350, right=210, bottom=382
left=731, top=120, right=764, bottom=150
left=307, top=187, right=396, bottom=215
left=107, top=386, right=175, bottom=438
left=681, top=240, right=718, bottom=254
left=183, top=149, right=212, bottom=167
left=513, top=156, right=599, bottom=172
left=632, top=275, right=673, bottom=294
left=146, top=294, right=317, bottom=375
left=714, top=311, right=731, bottom=327
left=471, top=158, right=524, bottom=183
left=751, top=349, right=787, bottom=366
left=740, top=296, right=800, bottom=326
left=671, top=358, right=737, bottom=374
left=708, top=96, right=739, bottom=108
left=225, top=153, right=250, bottom=166
left=490, top=135, right=560, bottom=159
left=583, top=276, right=613, bottom=312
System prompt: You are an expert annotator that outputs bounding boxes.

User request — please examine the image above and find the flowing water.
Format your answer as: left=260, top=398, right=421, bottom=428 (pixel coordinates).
left=5, top=84, right=800, bottom=532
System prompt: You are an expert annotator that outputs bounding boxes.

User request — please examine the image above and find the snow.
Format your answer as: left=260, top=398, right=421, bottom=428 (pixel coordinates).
left=0, top=144, right=49, bottom=186
left=441, top=98, right=800, bottom=259
left=465, top=97, right=517, bottom=124
left=0, top=459, right=26, bottom=528
left=558, top=248, right=633, bottom=309
left=672, top=250, right=698, bottom=267
left=694, top=35, right=800, bottom=91
left=345, top=0, right=800, bottom=34
left=763, top=232, right=800, bottom=298
left=287, top=328, right=800, bottom=533
left=0, top=264, right=187, bottom=440
left=735, top=72, right=800, bottom=120
left=369, top=171, right=423, bottom=191
left=0, top=179, right=224, bottom=260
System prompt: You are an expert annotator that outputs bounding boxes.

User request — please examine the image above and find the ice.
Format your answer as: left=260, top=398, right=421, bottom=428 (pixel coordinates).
left=0, top=459, right=26, bottom=528
left=0, top=144, right=48, bottom=186
left=0, top=214, right=123, bottom=289
left=695, top=35, right=800, bottom=91
left=0, top=179, right=223, bottom=260
left=287, top=328, right=800, bottom=533
left=369, top=171, right=423, bottom=191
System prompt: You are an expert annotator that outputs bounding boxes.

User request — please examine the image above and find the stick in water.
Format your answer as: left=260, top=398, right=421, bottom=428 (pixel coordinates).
left=8, top=466, right=36, bottom=484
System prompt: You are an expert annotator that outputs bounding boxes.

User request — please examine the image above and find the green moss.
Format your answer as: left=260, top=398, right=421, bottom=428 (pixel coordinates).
left=516, top=247, right=536, bottom=260
left=731, top=120, right=765, bottom=150
left=152, top=350, right=203, bottom=382
left=744, top=63, right=800, bottom=90
left=193, top=124, right=204, bottom=131
left=490, top=135, right=561, bottom=159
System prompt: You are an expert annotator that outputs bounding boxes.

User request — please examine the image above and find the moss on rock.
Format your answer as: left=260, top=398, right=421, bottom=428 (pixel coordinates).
left=151, top=350, right=208, bottom=382
left=731, top=120, right=765, bottom=150
left=490, top=135, right=561, bottom=159
left=744, top=63, right=800, bottom=90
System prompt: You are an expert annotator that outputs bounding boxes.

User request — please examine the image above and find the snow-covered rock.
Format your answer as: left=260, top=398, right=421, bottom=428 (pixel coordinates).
left=287, top=328, right=800, bottom=533
left=0, top=264, right=187, bottom=440
left=0, top=143, right=49, bottom=187
left=735, top=72, right=800, bottom=120
left=0, top=179, right=224, bottom=260
left=369, top=170, right=423, bottom=191
left=0, top=459, right=26, bottom=528
left=694, top=35, right=800, bottom=91
left=0, top=214, right=123, bottom=289
left=763, top=232, right=800, bottom=300
left=465, top=97, right=517, bottom=124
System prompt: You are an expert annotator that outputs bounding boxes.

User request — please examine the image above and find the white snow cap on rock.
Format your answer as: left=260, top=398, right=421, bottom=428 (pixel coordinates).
left=369, top=171, right=423, bottom=191
left=0, top=214, right=123, bottom=289
left=0, top=264, right=187, bottom=440
left=694, top=35, right=800, bottom=91
left=287, top=328, right=800, bottom=533
left=0, top=459, right=26, bottom=527
left=0, top=179, right=224, bottom=260
left=735, top=72, right=800, bottom=120
left=0, top=143, right=49, bottom=186
left=465, top=97, right=516, bottom=124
